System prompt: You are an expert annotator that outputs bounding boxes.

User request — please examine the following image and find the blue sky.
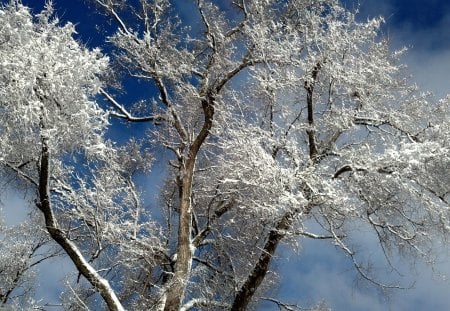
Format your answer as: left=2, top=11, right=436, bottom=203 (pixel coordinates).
left=346, top=0, right=450, bottom=98
left=2, top=0, right=450, bottom=310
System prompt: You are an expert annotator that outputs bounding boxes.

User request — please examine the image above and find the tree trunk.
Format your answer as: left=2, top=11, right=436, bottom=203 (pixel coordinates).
left=163, top=160, right=195, bottom=311
left=163, top=98, right=215, bottom=311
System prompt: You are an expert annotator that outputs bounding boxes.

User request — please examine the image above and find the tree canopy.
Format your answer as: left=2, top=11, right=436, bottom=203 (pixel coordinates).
left=0, top=0, right=449, bottom=310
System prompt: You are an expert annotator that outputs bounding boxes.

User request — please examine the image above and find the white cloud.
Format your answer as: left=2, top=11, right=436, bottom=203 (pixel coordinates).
left=35, top=254, right=76, bottom=307
left=355, top=0, right=450, bottom=98
left=270, top=233, right=450, bottom=311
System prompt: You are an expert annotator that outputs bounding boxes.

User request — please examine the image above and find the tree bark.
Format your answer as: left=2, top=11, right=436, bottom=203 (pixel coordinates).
left=163, top=159, right=195, bottom=311
left=304, top=62, right=322, bottom=161
left=37, top=141, right=125, bottom=311
left=231, top=209, right=298, bottom=311
left=163, top=97, right=215, bottom=311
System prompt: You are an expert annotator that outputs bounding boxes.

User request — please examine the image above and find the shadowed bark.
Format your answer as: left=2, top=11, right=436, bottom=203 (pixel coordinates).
left=231, top=208, right=299, bottom=310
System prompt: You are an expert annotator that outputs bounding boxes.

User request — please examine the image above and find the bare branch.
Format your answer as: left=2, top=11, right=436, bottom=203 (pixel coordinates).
left=2, top=161, right=38, bottom=186
left=260, top=297, right=299, bottom=311
left=100, top=88, right=162, bottom=123
left=93, top=0, right=136, bottom=40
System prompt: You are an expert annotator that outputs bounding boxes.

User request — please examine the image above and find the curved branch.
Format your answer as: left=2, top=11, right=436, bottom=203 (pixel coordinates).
left=36, top=140, right=124, bottom=311
left=333, top=165, right=367, bottom=179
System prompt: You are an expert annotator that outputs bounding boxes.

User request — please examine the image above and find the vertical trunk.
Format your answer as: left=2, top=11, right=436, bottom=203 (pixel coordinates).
left=163, top=98, right=215, bottom=311
left=304, top=62, right=321, bottom=161
left=163, top=159, right=195, bottom=311
left=231, top=209, right=298, bottom=311
left=306, top=86, right=318, bottom=160
left=37, top=142, right=124, bottom=311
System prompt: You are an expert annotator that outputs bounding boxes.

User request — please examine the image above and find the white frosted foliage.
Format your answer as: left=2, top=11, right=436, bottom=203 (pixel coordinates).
left=0, top=3, right=109, bottom=162
left=0, top=1, right=449, bottom=310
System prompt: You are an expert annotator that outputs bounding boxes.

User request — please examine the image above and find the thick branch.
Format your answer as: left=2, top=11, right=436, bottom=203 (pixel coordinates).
left=231, top=208, right=300, bottom=310
left=304, top=62, right=322, bottom=161
left=36, top=141, right=124, bottom=311
left=192, top=199, right=235, bottom=247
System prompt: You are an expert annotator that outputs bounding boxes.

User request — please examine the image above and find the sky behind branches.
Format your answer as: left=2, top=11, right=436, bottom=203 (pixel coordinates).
left=274, top=2, right=450, bottom=309
left=1, top=0, right=450, bottom=310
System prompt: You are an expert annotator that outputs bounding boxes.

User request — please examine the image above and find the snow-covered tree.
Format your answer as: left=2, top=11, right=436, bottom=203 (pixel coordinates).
left=0, top=0, right=449, bottom=310
left=0, top=212, right=57, bottom=308
left=0, top=2, right=127, bottom=310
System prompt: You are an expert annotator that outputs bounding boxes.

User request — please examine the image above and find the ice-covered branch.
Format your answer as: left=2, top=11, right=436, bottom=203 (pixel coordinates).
left=231, top=208, right=301, bottom=311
